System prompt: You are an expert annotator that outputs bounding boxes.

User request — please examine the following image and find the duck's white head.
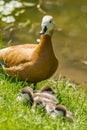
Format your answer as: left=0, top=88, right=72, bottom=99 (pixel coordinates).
left=40, top=15, right=55, bottom=36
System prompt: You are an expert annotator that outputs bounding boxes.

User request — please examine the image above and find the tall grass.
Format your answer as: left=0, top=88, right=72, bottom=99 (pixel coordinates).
left=0, top=69, right=87, bottom=130
left=0, top=35, right=3, bottom=49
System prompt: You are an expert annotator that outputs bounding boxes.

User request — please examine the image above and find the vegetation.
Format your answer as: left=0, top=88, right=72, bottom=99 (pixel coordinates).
left=0, top=69, right=87, bottom=130
left=0, top=1, right=87, bottom=130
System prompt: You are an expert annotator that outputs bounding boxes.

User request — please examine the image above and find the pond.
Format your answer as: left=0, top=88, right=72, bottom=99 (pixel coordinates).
left=0, top=0, right=87, bottom=85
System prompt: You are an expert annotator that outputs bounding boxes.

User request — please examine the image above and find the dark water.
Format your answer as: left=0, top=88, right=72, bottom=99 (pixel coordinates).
left=0, top=0, right=87, bottom=85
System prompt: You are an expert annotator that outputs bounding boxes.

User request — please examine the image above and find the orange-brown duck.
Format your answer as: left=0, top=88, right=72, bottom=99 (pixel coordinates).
left=0, top=15, right=58, bottom=83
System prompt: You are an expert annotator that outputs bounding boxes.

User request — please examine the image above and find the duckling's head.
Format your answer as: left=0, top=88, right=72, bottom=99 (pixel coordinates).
left=55, top=105, right=66, bottom=116
left=55, top=105, right=74, bottom=121
left=17, top=86, right=34, bottom=105
left=40, top=86, right=55, bottom=95
left=40, top=15, right=55, bottom=36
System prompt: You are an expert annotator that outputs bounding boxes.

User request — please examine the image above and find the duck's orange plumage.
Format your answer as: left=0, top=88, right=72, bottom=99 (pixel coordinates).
left=0, top=15, right=58, bottom=83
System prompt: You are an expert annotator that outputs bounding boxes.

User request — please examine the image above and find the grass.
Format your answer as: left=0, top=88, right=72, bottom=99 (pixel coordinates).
left=0, top=68, right=87, bottom=130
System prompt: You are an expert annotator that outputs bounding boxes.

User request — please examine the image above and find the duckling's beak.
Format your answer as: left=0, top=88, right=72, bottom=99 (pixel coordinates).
left=40, top=26, right=47, bottom=35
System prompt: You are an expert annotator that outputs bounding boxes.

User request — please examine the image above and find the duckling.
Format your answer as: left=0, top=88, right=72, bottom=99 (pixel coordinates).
left=17, top=86, right=34, bottom=105
left=40, top=86, right=55, bottom=94
left=0, top=15, right=58, bottom=84
left=33, top=91, right=59, bottom=105
left=52, top=105, right=74, bottom=121
left=33, top=86, right=55, bottom=94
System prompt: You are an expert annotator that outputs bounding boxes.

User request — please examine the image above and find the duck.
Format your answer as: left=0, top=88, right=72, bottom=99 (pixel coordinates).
left=0, top=15, right=58, bottom=84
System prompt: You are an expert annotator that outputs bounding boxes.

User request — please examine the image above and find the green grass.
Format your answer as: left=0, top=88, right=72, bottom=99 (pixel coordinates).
left=0, top=68, right=87, bottom=130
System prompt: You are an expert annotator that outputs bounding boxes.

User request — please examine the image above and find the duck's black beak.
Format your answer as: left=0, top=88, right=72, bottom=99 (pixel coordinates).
left=40, top=26, right=47, bottom=35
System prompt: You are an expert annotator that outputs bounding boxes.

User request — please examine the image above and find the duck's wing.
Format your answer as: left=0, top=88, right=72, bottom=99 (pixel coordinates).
left=2, top=61, right=31, bottom=80
left=0, top=44, right=38, bottom=66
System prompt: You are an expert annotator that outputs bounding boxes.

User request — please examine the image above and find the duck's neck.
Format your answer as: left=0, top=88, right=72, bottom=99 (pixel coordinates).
left=32, top=34, right=55, bottom=60
left=38, top=34, right=53, bottom=52
left=40, top=34, right=51, bottom=44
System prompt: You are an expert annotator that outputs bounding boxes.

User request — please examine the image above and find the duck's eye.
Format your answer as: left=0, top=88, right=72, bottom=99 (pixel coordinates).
left=49, top=20, right=52, bottom=23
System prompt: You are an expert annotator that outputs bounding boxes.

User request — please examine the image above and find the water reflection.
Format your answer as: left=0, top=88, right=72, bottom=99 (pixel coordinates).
left=2, top=16, right=15, bottom=23
left=0, top=0, right=87, bottom=85
left=0, top=0, right=23, bottom=23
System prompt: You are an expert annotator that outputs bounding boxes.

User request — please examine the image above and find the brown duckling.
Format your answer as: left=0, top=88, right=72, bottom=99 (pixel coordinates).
left=52, top=105, right=74, bottom=121
left=33, top=92, right=59, bottom=105
left=17, top=86, right=34, bottom=105
left=40, top=86, right=55, bottom=94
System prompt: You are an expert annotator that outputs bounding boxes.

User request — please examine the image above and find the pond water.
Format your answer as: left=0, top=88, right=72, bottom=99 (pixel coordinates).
left=0, top=0, right=87, bottom=86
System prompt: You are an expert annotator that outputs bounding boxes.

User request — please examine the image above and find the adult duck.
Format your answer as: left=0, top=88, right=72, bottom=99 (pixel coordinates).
left=0, top=15, right=58, bottom=83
